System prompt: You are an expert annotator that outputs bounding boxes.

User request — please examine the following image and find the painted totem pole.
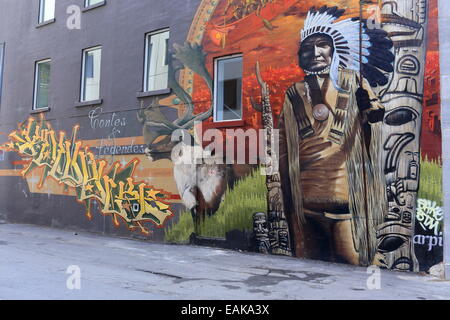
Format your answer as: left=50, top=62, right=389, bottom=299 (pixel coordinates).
left=253, top=62, right=292, bottom=256
left=376, top=0, right=429, bottom=272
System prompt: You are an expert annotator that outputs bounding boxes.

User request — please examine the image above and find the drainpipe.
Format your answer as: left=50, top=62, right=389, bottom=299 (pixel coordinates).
left=439, top=0, right=450, bottom=280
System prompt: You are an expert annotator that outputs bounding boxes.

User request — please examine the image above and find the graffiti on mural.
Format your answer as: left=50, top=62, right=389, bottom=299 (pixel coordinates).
left=414, top=232, right=443, bottom=252
left=0, top=116, right=173, bottom=234
left=416, top=198, right=443, bottom=236
left=96, top=138, right=146, bottom=157
left=88, top=106, right=147, bottom=158
left=88, top=107, right=127, bottom=132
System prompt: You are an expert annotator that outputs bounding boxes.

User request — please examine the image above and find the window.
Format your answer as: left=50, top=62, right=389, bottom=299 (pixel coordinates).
left=213, top=55, right=243, bottom=122
left=81, top=47, right=102, bottom=102
left=33, top=59, right=51, bottom=110
left=144, top=29, right=169, bottom=92
left=0, top=43, right=4, bottom=103
left=85, top=0, right=104, bottom=7
left=38, top=0, right=55, bottom=24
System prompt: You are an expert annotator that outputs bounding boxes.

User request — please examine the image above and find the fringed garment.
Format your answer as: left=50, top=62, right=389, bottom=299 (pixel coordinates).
left=278, top=70, right=387, bottom=266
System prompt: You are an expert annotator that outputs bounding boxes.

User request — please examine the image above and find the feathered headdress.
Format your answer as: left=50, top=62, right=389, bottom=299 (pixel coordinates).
left=300, top=6, right=394, bottom=89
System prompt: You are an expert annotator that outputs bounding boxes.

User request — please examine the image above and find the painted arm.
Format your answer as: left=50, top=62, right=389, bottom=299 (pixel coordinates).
left=356, top=79, right=385, bottom=124
left=277, top=99, right=292, bottom=216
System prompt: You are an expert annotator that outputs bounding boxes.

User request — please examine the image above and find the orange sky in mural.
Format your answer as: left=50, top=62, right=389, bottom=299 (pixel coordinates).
left=203, top=0, right=362, bottom=73
left=194, top=0, right=385, bottom=128
left=422, top=0, right=441, bottom=161
left=190, top=0, right=442, bottom=158
left=196, top=0, right=440, bottom=92
left=427, top=0, right=439, bottom=51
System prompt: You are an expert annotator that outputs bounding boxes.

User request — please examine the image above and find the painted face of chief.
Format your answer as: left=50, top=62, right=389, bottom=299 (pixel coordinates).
left=299, top=34, right=334, bottom=73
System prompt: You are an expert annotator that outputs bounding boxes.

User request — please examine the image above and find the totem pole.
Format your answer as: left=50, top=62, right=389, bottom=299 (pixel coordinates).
left=376, top=0, right=429, bottom=272
left=252, top=62, right=292, bottom=256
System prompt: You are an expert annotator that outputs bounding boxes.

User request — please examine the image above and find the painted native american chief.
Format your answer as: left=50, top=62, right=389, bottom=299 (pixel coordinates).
left=278, top=6, right=394, bottom=266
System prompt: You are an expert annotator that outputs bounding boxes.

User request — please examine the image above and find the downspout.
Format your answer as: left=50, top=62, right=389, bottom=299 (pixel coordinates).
left=439, top=0, right=450, bottom=279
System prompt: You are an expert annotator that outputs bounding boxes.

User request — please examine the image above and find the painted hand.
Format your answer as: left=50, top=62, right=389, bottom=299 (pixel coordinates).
left=356, top=87, right=372, bottom=113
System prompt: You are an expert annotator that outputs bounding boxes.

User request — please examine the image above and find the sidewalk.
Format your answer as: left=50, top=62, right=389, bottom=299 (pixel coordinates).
left=0, top=223, right=449, bottom=300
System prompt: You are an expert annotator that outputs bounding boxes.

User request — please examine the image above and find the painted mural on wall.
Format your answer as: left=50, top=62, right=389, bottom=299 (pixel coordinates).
left=154, top=0, right=443, bottom=273
left=0, top=0, right=443, bottom=273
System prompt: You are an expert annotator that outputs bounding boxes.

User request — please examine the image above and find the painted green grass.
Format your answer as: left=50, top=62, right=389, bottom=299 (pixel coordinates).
left=165, top=157, right=443, bottom=243
left=419, top=156, right=443, bottom=206
left=164, top=208, right=195, bottom=244
left=164, top=169, right=267, bottom=243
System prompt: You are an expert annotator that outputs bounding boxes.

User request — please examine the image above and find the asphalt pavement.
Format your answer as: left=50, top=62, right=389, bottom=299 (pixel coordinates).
left=1, top=223, right=450, bottom=300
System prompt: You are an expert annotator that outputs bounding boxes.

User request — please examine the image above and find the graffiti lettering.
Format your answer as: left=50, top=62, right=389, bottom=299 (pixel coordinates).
left=413, top=232, right=443, bottom=252
left=0, top=116, right=173, bottom=234
left=88, top=107, right=127, bottom=131
left=97, top=140, right=146, bottom=156
left=416, top=199, right=443, bottom=236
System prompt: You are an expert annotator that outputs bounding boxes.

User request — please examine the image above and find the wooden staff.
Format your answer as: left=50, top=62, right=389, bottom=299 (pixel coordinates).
left=358, top=0, right=373, bottom=262
left=255, top=61, right=292, bottom=256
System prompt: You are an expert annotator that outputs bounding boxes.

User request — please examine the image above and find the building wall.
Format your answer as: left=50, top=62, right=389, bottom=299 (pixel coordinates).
left=0, top=0, right=444, bottom=273
left=438, top=0, right=450, bottom=278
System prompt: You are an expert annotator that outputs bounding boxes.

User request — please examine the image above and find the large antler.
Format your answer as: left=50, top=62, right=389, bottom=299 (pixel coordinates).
left=138, top=42, right=214, bottom=148
left=171, top=42, right=213, bottom=126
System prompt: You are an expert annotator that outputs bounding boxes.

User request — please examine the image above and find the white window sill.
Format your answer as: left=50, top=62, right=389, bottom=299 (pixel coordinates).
left=75, top=99, right=103, bottom=108
left=136, top=88, right=171, bottom=98
left=36, top=18, right=56, bottom=29
left=30, top=107, right=51, bottom=114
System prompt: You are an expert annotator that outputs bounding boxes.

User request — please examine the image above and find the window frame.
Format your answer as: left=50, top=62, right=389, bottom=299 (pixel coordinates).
left=143, top=28, right=170, bottom=93
left=84, top=0, right=106, bottom=10
left=213, top=54, right=244, bottom=123
left=38, top=0, right=55, bottom=24
left=33, top=58, right=51, bottom=111
left=0, top=43, right=4, bottom=104
left=80, top=46, right=102, bottom=103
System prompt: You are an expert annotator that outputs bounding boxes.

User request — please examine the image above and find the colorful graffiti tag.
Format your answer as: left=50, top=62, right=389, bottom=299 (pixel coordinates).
left=0, top=116, right=173, bottom=234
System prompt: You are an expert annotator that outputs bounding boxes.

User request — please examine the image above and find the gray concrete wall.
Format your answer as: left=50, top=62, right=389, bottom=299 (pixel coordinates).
left=438, top=0, right=450, bottom=278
